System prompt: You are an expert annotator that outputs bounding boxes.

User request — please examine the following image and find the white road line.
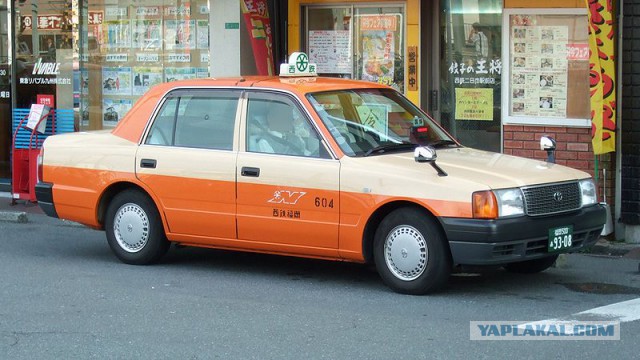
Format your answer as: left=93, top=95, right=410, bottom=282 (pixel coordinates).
left=518, top=297, right=640, bottom=329
left=574, top=297, right=640, bottom=323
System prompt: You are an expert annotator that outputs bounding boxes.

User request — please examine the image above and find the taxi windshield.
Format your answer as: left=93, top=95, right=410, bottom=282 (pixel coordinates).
left=307, top=88, right=457, bottom=157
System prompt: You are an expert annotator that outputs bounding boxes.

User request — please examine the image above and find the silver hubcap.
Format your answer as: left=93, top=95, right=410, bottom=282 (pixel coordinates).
left=113, top=203, right=149, bottom=253
left=384, top=225, right=428, bottom=281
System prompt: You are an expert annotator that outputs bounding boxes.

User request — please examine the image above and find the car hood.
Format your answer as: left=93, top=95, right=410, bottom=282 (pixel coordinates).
left=346, top=147, right=590, bottom=190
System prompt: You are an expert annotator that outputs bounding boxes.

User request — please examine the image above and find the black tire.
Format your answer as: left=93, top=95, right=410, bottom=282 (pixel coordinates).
left=105, top=189, right=170, bottom=265
left=503, top=255, right=559, bottom=274
left=373, top=208, right=451, bottom=295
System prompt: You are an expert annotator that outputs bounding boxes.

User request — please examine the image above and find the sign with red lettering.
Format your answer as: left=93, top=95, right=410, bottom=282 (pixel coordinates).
left=37, top=94, right=55, bottom=108
left=89, top=11, right=104, bottom=25
left=359, top=15, right=397, bottom=31
left=566, top=43, right=589, bottom=60
left=22, top=15, right=65, bottom=30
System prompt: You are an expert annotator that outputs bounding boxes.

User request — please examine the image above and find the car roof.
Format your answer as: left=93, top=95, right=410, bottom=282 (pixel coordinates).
left=150, top=76, right=390, bottom=95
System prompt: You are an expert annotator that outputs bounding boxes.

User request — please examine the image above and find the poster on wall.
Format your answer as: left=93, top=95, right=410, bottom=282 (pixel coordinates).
left=132, top=67, right=163, bottom=95
left=308, top=30, right=351, bottom=74
left=104, top=20, right=131, bottom=49
left=510, top=20, right=569, bottom=118
left=132, top=19, right=162, bottom=50
left=165, top=19, right=196, bottom=50
left=454, top=88, right=493, bottom=121
left=196, top=20, right=209, bottom=49
left=102, top=67, right=132, bottom=96
left=164, top=67, right=197, bottom=82
left=102, top=98, right=132, bottom=127
left=360, top=30, right=395, bottom=85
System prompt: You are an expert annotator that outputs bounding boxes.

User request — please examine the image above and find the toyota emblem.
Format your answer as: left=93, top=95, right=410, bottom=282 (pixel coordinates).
left=553, top=191, right=563, bottom=202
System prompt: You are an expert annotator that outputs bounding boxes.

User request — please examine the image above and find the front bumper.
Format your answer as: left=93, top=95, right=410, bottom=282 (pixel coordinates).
left=441, top=204, right=606, bottom=265
left=35, top=182, right=58, bottom=218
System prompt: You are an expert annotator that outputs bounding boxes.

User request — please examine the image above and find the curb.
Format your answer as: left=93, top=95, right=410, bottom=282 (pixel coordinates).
left=0, top=211, right=28, bottom=223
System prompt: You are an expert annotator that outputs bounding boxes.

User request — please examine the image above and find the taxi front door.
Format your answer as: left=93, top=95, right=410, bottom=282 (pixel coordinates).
left=235, top=91, right=340, bottom=258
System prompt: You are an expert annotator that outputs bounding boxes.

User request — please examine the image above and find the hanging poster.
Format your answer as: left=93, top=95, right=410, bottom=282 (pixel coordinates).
left=164, top=20, right=196, bottom=50
left=454, top=88, right=493, bottom=121
left=510, top=21, right=569, bottom=118
left=361, top=30, right=395, bottom=85
left=102, top=67, right=132, bottom=96
left=308, top=30, right=351, bottom=74
left=132, top=67, right=163, bottom=95
left=104, top=20, right=131, bottom=49
left=196, top=20, right=209, bottom=49
left=240, top=0, right=275, bottom=75
left=102, top=98, right=132, bottom=127
left=132, top=19, right=162, bottom=51
left=164, top=67, right=197, bottom=82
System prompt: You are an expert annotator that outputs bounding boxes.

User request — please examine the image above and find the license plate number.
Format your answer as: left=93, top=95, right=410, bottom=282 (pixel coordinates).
left=548, top=225, right=573, bottom=252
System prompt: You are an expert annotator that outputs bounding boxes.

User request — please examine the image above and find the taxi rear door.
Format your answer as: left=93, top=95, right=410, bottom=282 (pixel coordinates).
left=135, top=89, right=240, bottom=243
left=236, top=91, right=341, bottom=257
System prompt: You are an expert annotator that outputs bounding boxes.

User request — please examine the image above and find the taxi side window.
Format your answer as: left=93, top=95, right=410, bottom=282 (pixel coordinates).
left=146, top=91, right=239, bottom=150
left=246, top=93, right=329, bottom=158
left=146, top=98, right=178, bottom=146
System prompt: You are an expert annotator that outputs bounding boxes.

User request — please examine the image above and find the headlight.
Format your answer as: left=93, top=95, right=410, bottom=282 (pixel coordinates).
left=494, top=188, right=525, bottom=217
left=579, top=178, right=597, bottom=206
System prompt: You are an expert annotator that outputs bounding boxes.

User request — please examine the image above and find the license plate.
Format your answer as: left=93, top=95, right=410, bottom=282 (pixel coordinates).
left=548, top=225, right=574, bottom=252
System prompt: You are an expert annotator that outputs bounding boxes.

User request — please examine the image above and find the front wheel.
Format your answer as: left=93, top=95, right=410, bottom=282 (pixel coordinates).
left=105, top=190, right=170, bottom=265
left=373, top=208, right=451, bottom=295
left=503, top=255, right=559, bottom=274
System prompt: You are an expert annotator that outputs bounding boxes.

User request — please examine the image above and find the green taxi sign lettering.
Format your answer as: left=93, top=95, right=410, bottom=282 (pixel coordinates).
left=280, top=52, right=317, bottom=77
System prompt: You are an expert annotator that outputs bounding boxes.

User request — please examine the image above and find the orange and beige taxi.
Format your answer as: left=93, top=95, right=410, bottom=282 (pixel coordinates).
left=36, top=53, right=606, bottom=294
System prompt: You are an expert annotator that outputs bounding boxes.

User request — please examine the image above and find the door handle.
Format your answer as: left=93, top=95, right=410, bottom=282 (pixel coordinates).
left=140, top=159, right=157, bottom=169
left=241, top=167, right=260, bottom=177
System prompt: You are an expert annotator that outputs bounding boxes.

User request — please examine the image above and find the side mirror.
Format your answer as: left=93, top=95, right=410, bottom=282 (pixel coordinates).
left=540, top=136, right=556, bottom=163
left=414, top=146, right=447, bottom=176
left=540, top=136, right=556, bottom=151
left=414, top=145, right=437, bottom=162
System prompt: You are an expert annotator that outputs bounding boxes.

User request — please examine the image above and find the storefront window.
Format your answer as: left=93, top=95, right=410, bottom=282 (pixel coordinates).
left=305, top=4, right=406, bottom=93
left=439, top=0, right=502, bottom=152
left=501, top=9, right=590, bottom=127
left=82, top=0, right=210, bottom=130
left=1, top=0, right=10, bottom=178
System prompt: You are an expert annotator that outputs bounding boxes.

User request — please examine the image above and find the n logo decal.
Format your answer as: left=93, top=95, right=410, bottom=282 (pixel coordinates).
left=268, top=190, right=306, bottom=205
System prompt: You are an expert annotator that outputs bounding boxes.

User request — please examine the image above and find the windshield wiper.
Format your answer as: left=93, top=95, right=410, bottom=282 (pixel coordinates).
left=427, top=139, right=459, bottom=148
left=363, top=143, right=415, bottom=157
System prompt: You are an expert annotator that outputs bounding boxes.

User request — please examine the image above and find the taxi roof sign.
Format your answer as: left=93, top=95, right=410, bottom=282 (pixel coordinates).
left=279, top=52, right=317, bottom=77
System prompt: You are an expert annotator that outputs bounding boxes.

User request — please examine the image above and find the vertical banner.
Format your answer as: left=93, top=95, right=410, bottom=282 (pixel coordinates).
left=241, top=0, right=275, bottom=75
left=587, top=0, right=616, bottom=154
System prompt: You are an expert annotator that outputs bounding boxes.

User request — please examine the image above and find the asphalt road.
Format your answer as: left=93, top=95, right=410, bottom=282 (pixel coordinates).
left=1, top=213, right=639, bottom=359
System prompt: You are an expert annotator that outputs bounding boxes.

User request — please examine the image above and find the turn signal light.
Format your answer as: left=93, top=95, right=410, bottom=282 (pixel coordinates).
left=473, top=191, right=498, bottom=219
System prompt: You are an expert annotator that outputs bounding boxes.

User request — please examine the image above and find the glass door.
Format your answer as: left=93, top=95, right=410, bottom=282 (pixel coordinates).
left=437, top=0, right=502, bottom=152
left=304, top=4, right=406, bottom=93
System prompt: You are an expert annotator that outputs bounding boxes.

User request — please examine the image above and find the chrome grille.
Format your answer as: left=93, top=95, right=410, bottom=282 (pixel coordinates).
left=522, top=182, right=581, bottom=216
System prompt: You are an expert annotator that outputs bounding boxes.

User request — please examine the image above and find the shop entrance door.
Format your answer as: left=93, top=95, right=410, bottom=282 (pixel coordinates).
left=429, top=0, right=503, bottom=152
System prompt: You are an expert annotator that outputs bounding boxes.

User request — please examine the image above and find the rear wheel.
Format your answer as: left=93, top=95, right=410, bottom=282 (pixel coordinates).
left=503, top=255, right=559, bottom=274
left=105, top=190, right=170, bottom=265
left=373, top=208, right=451, bottom=295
